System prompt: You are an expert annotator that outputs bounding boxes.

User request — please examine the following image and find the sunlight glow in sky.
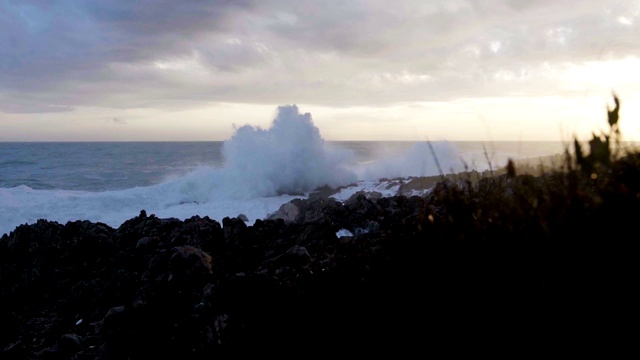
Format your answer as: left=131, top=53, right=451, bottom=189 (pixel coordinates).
left=1, top=0, right=639, bottom=141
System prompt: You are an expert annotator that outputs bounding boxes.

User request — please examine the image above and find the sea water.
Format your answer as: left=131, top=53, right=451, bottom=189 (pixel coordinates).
left=0, top=105, right=566, bottom=236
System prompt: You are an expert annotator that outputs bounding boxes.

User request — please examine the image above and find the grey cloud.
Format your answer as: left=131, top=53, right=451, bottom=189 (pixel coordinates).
left=107, top=117, right=125, bottom=125
left=196, top=39, right=274, bottom=72
left=0, top=0, right=255, bottom=112
left=0, top=1, right=253, bottom=87
left=0, top=100, right=73, bottom=114
left=1, top=0, right=639, bottom=114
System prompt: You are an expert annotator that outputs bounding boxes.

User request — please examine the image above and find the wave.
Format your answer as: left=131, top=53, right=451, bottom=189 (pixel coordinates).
left=0, top=104, right=530, bottom=236
left=0, top=105, right=352, bottom=235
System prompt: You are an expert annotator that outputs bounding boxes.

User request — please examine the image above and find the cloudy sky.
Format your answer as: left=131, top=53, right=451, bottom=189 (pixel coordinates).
left=2, top=0, right=639, bottom=141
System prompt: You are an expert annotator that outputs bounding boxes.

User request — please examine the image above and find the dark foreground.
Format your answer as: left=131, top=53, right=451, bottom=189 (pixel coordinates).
left=2, top=150, right=639, bottom=358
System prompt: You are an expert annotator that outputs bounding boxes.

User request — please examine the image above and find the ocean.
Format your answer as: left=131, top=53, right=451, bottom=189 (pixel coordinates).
left=0, top=108, right=567, bottom=237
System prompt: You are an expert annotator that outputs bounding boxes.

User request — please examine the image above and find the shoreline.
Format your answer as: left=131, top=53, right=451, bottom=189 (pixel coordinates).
left=2, top=151, right=637, bottom=356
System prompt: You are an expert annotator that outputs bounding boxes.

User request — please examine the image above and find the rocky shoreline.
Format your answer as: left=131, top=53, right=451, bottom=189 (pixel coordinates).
left=2, top=163, right=637, bottom=357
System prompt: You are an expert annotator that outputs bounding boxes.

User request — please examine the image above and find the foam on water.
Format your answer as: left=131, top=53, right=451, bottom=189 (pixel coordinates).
left=353, top=141, right=464, bottom=180
left=0, top=105, right=564, bottom=236
left=221, top=105, right=357, bottom=198
left=1, top=105, right=361, bottom=235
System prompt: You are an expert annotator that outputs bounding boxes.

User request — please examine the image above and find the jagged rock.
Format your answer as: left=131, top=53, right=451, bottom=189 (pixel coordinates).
left=222, top=216, right=248, bottom=245
left=3, top=158, right=640, bottom=357
left=56, top=333, right=84, bottom=355
left=168, top=245, right=213, bottom=279
left=266, top=201, right=300, bottom=222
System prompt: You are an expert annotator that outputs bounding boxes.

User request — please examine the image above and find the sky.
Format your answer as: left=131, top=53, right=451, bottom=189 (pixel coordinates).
left=1, top=0, right=640, bottom=142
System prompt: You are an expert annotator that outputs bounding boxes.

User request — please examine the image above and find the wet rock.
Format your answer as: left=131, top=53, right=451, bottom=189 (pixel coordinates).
left=266, top=202, right=300, bottom=222
left=3, top=163, right=640, bottom=357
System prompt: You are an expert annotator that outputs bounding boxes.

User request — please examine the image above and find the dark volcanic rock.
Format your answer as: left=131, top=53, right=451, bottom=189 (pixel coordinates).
left=2, top=160, right=639, bottom=357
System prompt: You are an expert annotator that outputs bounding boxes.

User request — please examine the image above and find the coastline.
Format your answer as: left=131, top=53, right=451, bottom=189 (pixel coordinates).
left=3, top=150, right=637, bottom=356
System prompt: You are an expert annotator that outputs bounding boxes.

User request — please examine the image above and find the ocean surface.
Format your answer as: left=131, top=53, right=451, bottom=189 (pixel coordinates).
left=0, top=107, right=567, bottom=236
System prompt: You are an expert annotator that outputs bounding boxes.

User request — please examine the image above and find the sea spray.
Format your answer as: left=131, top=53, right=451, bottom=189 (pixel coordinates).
left=0, top=105, right=565, bottom=237
left=221, top=105, right=357, bottom=197
left=355, top=141, right=464, bottom=180
left=149, top=105, right=358, bottom=204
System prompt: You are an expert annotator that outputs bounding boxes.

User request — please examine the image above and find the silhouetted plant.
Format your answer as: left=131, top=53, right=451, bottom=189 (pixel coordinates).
left=573, top=93, right=621, bottom=174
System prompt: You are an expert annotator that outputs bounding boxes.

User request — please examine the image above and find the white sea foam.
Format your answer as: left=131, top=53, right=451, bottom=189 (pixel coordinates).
left=354, top=141, right=464, bottom=180
left=0, top=105, right=565, bottom=236
left=0, top=105, right=358, bottom=235
left=221, top=105, right=357, bottom=198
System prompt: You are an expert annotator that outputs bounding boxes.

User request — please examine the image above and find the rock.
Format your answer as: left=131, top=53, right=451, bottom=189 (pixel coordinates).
left=169, top=245, right=213, bottom=279
left=266, top=202, right=300, bottom=222
left=56, top=333, right=84, bottom=355
left=3, top=158, right=640, bottom=357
